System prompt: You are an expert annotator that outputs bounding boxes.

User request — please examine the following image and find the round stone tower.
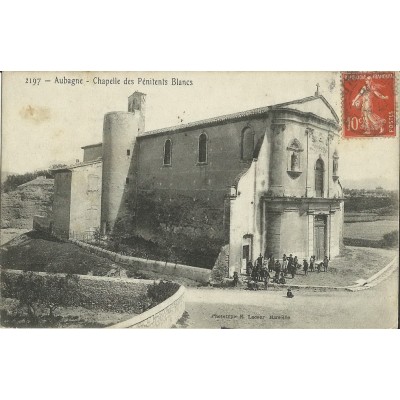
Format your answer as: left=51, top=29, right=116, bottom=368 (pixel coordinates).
left=101, top=91, right=146, bottom=234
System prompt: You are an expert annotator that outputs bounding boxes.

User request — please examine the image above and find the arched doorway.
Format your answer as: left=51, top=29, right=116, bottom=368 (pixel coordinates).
left=315, top=158, right=324, bottom=197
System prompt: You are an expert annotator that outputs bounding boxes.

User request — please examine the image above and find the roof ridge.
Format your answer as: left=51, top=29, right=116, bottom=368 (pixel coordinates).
left=51, top=157, right=102, bottom=172
left=272, top=94, right=339, bottom=123
left=142, top=95, right=339, bottom=137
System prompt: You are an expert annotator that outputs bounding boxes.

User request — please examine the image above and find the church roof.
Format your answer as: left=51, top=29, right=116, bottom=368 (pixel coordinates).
left=141, top=94, right=340, bottom=138
left=81, top=142, right=102, bottom=149
left=271, top=95, right=340, bottom=123
left=51, top=158, right=102, bottom=173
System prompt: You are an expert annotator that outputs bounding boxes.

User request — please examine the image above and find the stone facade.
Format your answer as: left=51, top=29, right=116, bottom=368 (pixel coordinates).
left=52, top=160, right=102, bottom=238
left=51, top=92, right=344, bottom=276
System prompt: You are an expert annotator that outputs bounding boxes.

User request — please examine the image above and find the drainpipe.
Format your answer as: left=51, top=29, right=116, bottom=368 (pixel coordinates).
left=253, top=159, right=257, bottom=254
left=327, top=131, right=330, bottom=198
left=305, top=128, right=309, bottom=197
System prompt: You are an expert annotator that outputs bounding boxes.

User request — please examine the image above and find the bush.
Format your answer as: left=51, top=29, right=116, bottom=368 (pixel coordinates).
left=382, top=230, right=399, bottom=248
left=146, top=280, right=180, bottom=308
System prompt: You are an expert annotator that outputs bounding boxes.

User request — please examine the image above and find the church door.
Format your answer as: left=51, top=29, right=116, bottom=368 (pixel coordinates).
left=315, top=159, right=324, bottom=197
left=314, top=215, right=326, bottom=260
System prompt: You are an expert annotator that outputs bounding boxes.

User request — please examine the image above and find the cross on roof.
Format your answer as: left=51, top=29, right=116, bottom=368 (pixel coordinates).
left=315, top=83, right=320, bottom=96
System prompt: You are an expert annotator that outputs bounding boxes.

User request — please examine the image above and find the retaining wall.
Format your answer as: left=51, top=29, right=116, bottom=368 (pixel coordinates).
left=109, top=285, right=186, bottom=329
left=70, top=239, right=211, bottom=284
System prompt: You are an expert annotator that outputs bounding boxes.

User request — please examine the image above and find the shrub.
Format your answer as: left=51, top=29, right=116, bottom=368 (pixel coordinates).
left=146, top=280, right=179, bottom=308
left=382, top=230, right=399, bottom=248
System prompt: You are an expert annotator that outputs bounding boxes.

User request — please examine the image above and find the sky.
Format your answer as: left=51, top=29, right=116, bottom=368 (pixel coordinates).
left=1, top=71, right=398, bottom=189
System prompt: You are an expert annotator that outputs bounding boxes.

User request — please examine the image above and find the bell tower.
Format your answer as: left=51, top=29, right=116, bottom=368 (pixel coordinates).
left=128, top=91, right=146, bottom=133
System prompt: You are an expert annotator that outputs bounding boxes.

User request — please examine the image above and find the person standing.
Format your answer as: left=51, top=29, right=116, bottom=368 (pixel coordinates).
left=257, top=253, right=263, bottom=268
left=309, top=256, right=315, bottom=272
left=275, top=259, right=281, bottom=274
left=233, top=271, right=239, bottom=287
left=288, top=254, right=293, bottom=269
left=269, top=255, right=275, bottom=273
left=282, top=254, right=288, bottom=275
left=264, top=269, right=270, bottom=290
left=289, top=262, right=296, bottom=279
left=293, top=256, right=299, bottom=270
left=303, top=259, right=309, bottom=276
left=323, top=255, right=329, bottom=272
left=247, top=261, right=253, bottom=278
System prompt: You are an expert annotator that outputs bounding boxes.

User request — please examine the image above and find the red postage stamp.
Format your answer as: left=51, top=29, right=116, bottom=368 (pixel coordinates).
left=342, top=72, right=396, bottom=138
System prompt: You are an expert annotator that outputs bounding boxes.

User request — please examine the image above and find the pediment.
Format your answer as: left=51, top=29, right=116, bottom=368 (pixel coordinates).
left=273, top=96, right=339, bottom=124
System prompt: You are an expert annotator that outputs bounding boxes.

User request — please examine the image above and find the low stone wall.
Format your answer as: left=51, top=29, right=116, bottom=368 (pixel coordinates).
left=109, top=285, right=186, bottom=329
left=70, top=239, right=211, bottom=284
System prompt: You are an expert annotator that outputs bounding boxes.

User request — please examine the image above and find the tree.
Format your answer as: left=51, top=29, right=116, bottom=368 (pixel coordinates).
left=40, top=274, right=80, bottom=318
left=1, top=271, right=80, bottom=324
left=14, top=272, right=43, bottom=323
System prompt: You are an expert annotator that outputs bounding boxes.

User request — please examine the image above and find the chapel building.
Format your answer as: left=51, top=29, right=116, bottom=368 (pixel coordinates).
left=51, top=91, right=344, bottom=276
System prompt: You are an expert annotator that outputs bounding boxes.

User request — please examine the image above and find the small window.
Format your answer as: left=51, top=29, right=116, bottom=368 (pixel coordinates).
left=163, top=139, right=172, bottom=165
left=241, top=127, right=254, bottom=161
left=126, top=177, right=130, bottom=184
left=127, top=149, right=131, bottom=156
left=198, top=133, right=208, bottom=163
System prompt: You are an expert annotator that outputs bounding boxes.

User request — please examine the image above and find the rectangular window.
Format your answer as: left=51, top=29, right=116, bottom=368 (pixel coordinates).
left=127, top=149, right=130, bottom=156
left=126, top=177, right=130, bottom=184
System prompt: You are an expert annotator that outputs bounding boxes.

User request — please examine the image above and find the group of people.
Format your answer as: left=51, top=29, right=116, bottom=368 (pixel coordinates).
left=245, top=253, right=330, bottom=286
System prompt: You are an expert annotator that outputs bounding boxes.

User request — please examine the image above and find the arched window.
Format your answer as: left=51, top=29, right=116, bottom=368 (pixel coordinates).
left=198, top=133, right=208, bottom=163
left=163, top=139, right=172, bottom=166
left=315, top=158, right=324, bottom=197
left=241, top=127, right=254, bottom=161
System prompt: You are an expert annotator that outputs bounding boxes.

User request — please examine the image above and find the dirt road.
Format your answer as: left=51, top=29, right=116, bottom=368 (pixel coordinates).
left=181, top=269, right=398, bottom=328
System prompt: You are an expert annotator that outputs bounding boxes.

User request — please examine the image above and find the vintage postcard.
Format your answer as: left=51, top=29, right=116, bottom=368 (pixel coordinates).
left=0, top=71, right=398, bottom=328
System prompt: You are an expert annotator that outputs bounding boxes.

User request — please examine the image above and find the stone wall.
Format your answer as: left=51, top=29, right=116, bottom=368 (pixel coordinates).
left=133, top=116, right=269, bottom=262
left=70, top=239, right=212, bottom=284
left=109, top=285, right=185, bottom=329
left=69, top=162, right=102, bottom=236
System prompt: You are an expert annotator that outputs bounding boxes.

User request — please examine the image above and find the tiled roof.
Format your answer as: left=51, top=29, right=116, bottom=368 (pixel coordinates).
left=81, top=142, right=102, bottom=149
left=141, top=105, right=272, bottom=137
left=51, top=158, right=102, bottom=172
left=140, top=95, right=339, bottom=137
